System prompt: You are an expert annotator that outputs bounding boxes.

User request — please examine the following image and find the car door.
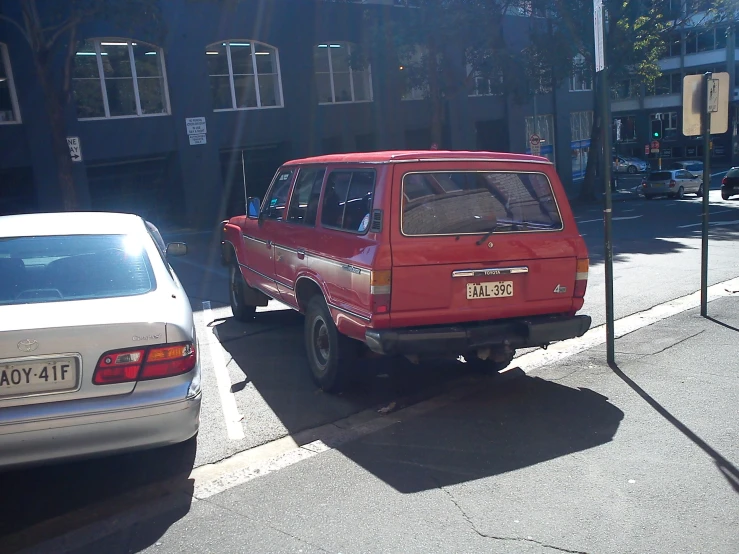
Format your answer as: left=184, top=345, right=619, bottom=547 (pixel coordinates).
left=242, top=168, right=296, bottom=300
left=271, top=166, right=327, bottom=308
left=676, top=170, right=693, bottom=193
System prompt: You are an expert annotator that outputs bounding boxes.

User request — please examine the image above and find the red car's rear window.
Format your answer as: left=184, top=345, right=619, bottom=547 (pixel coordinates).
left=400, top=171, right=562, bottom=236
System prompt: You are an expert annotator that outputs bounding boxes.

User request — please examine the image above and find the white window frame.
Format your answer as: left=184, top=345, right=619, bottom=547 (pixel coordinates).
left=0, top=43, right=21, bottom=124
left=569, top=54, right=592, bottom=92
left=207, top=40, right=284, bottom=112
left=315, top=42, right=373, bottom=105
left=73, top=38, right=171, bottom=121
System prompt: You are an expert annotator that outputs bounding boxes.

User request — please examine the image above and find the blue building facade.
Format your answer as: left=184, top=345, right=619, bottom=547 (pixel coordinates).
left=0, top=0, right=594, bottom=227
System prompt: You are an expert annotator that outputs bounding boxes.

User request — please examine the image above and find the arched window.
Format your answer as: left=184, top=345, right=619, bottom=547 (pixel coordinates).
left=72, top=39, right=170, bottom=119
left=0, top=43, right=21, bottom=123
left=314, top=42, right=372, bottom=104
left=206, top=40, right=283, bottom=110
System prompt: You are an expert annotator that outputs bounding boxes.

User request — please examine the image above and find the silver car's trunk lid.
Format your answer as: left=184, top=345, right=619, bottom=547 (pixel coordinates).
left=0, top=293, right=168, bottom=408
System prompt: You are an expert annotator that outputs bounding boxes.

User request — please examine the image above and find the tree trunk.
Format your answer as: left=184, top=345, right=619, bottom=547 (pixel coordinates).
left=427, top=38, right=444, bottom=148
left=36, top=56, right=78, bottom=211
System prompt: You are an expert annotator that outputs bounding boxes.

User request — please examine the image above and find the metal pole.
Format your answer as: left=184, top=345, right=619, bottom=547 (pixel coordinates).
left=533, top=92, right=539, bottom=136
left=600, top=10, right=615, bottom=364
left=700, top=72, right=712, bottom=317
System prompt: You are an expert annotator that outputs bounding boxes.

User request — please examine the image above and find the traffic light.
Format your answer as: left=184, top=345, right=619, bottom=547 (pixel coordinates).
left=651, top=119, right=663, bottom=140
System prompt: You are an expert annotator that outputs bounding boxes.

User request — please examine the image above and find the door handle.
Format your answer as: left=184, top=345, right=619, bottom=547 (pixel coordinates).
left=265, top=240, right=272, bottom=248
left=297, top=248, right=306, bottom=260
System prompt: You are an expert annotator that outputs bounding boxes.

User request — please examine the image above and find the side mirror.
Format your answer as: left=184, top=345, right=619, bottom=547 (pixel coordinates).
left=166, top=242, right=188, bottom=257
left=247, top=197, right=261, bottom=219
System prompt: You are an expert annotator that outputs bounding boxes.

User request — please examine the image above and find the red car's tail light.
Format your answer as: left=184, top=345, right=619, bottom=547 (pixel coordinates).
left=370, top=270, right=392, bottom=314
left=140, top=343, right=197, bottom=380
left=93, top=342, right=196, bottom=385
left=93, top=349, right=145, bottom=384
left=722, top=176, right=728, bottom=185
left=574, top=258, right=589, bottom=299
left=669, top=179, right=677, bottom=188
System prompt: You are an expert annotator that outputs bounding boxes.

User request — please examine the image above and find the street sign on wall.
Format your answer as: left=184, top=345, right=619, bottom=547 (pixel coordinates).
left=529, top=134, right=541, bottom=156
left=186, top=117, right=207, bottom=146
left=66, top=137, right=82, bottom=162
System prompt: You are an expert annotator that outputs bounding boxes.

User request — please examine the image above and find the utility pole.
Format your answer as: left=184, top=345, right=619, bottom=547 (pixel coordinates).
left=594, top=0, right=615, bottom=363
left=700, top=72, right=712, bottom=316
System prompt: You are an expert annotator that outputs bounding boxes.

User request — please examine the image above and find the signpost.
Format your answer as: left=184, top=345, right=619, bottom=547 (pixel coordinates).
left=682, top=72, right=730, bottom=316
left=594, top=0, right=615, bottom=364
left=529, top=134, right=541, bottom=156
left=644, top=144, right=650, bottom=156
left=66, top=137, right=82, bottom=162
left=186, top=116, right=207, bottom=146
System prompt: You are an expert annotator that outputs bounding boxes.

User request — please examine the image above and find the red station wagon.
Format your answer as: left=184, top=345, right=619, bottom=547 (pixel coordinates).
left=221, top=151, right=591, bottom=391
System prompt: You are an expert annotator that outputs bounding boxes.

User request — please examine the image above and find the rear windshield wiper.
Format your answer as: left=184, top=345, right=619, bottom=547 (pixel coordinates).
left=476, top=223, right=498, bottom=246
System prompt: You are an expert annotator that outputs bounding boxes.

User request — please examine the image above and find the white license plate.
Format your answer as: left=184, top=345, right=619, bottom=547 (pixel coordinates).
left=652, top=183, right=665, bottom=188
left=0, top=357, right=78, bottom=398
left=467, top=281, right=514, bottom=300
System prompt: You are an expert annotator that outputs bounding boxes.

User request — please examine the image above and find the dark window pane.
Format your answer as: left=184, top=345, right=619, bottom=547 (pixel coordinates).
left=330, top=44, right=350, bottom=72
left=321, top=172, right=352, bottom=228
left=685, top=32, right=697, bottom=54
left=670, top=73, right=682, bottom=94
left=105, top=78, right=137, bottom=117
left=137, top=77, right=166, bottom=114
left=229, top=43, right=254, bottom=75
left=313, top=46, right=331, bottom=73
left=287, top=168, right=325, bottom=226
left=316, top=73, right=333, bottom=103
left=74, top=40, right=101, bottom=79
left=100, top=43, right=132, bottom=78
left=209, top=75, right=233, bottom=110
left=0, top=235, right=155, bottom=306
left=697, top=30, right=714, bottom=52
left=0, top=51, right=16, bottom=122
left=254, top=44, right=276, bottom=74
left=715, top=27, right=728, bottom=49
left=401, top=172, right=562, bottom=236
left=206, top=44, right=229, bottom=75
left=332, top=72, right=352, bottom=102
left=342, top=171, right=375, bottom=232
left=263, top=170, right=294, bottom=220
left=352, top=70, right=371, bottom=101
left=234, top=75, right=257, bottom=108
left=132, top=44, right=163, bottom=77
left=257, top=73, right=279, bottom=106
left=73, top=79, right=105, bottom=118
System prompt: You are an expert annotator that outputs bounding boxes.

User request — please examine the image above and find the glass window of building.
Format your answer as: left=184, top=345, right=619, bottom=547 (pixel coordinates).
left=0, top=44, right=21, bottom=123
left=399, top=46, right=428, bottom=100
left=570, top=111, right=593, bottom=180
left=569, top=54, right=592, bottom=91
left=206, top=41, right=283, bottom=111
left=72, top=39, right=169, bottom=120
left=314, top=43, right=372, bottom=104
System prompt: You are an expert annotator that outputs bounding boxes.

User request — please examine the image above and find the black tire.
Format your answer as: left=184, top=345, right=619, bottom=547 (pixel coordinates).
left=673, top=186, right=684, bottom=200
left=627, top=165, right=637, bottom=174
left=229, top=262, right=257, bottom=322
left=644, top=194, right=654, bottom=200
left=721, top=189, right=731, bottom=200
left=464, top=350, right=515, bottom=374
left=304, top=296, right=356, bottom=392
left=696, top=184, right=704, bottom=197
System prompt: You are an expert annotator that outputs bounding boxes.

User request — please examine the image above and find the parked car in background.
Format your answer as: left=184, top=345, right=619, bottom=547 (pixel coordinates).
left=614, top=156, right=649, bottom=174
left=671, top=160, right=704, bottom=173
left=221, top=151, right=591, bottom=392
left=721, top=167, right=739, bottom=200
left=641, top=169, right=704, bottom=199
left=0, top=213, right=201, bottom=469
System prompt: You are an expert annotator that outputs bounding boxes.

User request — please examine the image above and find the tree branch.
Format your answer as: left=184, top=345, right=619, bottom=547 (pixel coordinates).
left=61, top=24, right=78, bottom=98
left=46, top=17, right=81, bottom=50
left=0, top=15, right=31, bottom=45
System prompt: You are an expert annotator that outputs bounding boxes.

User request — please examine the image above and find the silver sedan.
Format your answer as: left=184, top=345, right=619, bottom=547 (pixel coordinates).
left=0, top=212, right=201, bottom=469
left=641, top=169, right=704, bottom=199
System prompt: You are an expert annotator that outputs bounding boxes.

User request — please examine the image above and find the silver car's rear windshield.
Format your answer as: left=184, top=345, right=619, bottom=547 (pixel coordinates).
left=401, top=171, right=563, bottom=237
left=649, top=172, right=673, bottom=181
left=0, top=234, right=155, bottom=306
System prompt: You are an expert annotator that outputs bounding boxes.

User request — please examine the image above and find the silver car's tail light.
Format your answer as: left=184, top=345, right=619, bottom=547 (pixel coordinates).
left=92, top=342, right=196, bottom=385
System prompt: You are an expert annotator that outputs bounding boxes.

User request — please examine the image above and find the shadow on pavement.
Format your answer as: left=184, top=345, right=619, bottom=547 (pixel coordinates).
left=608, top=362, right=739, bottom=494
left=0, top=438, right=197, bottom=553
left=216, top=311, right=476, bottom=438
left=705, top=316, right=739, bottom=333
left=333, top=369, right=624, bottom=494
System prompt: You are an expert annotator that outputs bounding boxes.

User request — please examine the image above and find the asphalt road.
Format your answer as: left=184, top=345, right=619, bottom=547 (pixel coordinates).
left=1, top=170, right=737, bottom=553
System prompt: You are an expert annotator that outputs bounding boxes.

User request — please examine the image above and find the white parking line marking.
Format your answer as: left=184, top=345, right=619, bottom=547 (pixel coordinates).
left=677, top=219, right=739, bottom=229
left=202, top=301, right=245, bottom=441
left=711, top=170, right=729, bottom=177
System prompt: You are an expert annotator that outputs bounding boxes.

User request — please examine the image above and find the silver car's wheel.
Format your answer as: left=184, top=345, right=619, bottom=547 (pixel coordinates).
left=675, top=186, right=685, bottom=199
left=627, top=165, right=637, bottom=174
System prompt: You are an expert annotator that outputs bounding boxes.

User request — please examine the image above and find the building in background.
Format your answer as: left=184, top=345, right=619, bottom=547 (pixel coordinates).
left=611, top=5, right=737, bottom=167
left=0, top=0, right=594, bottom=226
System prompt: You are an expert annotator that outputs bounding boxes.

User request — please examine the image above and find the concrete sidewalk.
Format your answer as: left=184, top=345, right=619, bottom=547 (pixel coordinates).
left=30, top=295, right=737, bottom=554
